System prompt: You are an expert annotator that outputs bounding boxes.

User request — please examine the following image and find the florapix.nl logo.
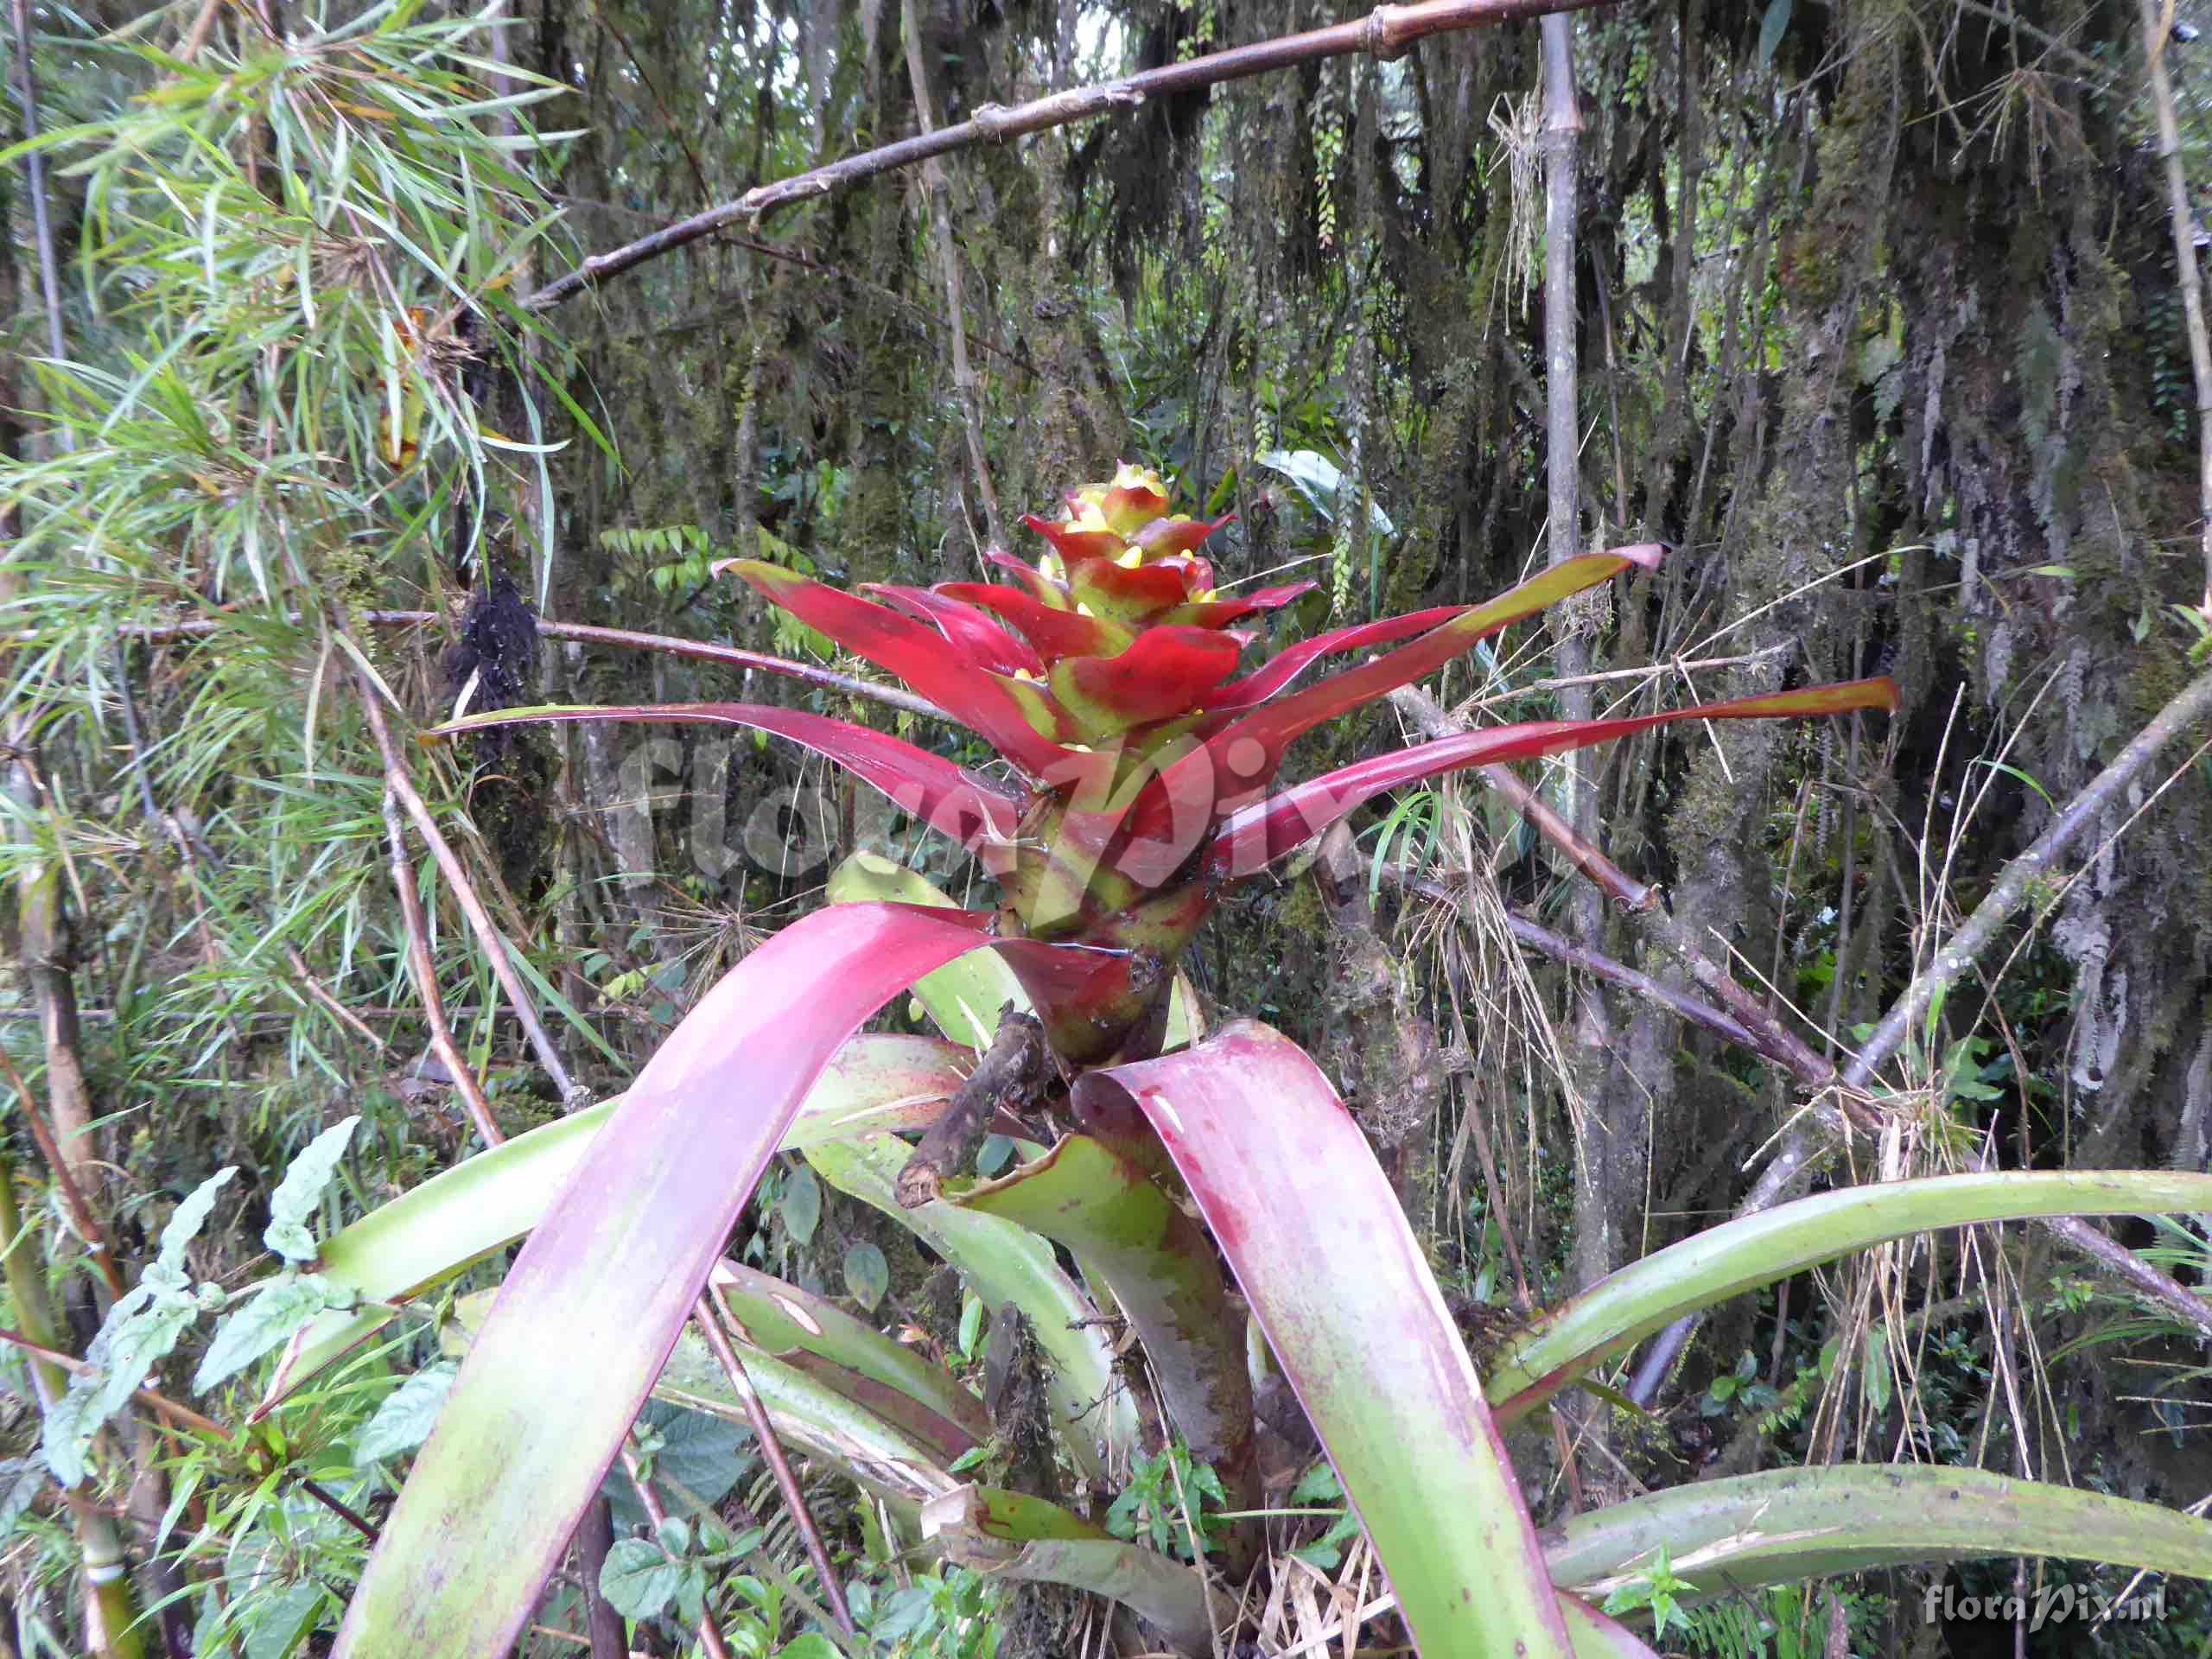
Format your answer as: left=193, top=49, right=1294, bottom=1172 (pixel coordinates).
left=1923, top=1579, right=2168, bottom=1633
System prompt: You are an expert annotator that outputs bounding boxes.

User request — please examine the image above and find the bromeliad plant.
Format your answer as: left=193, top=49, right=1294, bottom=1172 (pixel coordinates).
left=314, top=473, right=2212, bottom=1657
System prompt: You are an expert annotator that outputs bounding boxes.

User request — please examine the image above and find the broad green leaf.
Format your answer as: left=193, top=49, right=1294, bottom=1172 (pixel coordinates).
left=956, top=1134, right=1255, bottom=1545
left=599, top=1538, right=681, bottom=1621
left=1084, top=1024, right=1579, bottom=1659
left=162, top=1166, right=238, bottom=1272
left=843, top=1242, right=889, bottom=1313
left=1487, top=1170, right=2212, bottom=1419
left=807, top=1134, right=1140, bottom=1484
left=780, top=1165, right=822, bottom=1246
left=356, top=1365, right=458, bottom=1463
left=263, top=1033, right=968, bottom=1409
left=599, top=1399, right=751, bottom=1531
left=1543, top=1465, right=2212, bottom=1599
left=195, top=1275, right=345, bottom=1391
left=266, top=1116, right=359, bottom=1262
left=335, top=904, right=1077, bottom=1657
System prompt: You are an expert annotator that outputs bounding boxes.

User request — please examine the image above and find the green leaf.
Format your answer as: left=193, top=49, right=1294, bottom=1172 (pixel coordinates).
left=1757, top=0, right=1792, bottom=67
left=194, top=1274, right=344, bottom=1392
left=1861, top=1327, right=1892, bottom=1416
left=265, top=1116, right=359, bottom=1262
left=599, top=1537, right=681, bottom=1621
left=842, top=1243, right=889, bottom=1313
left=1288, top=1460, right=1342, bottom=1505
left=162, top=1166, right=238, bottom=1273
left=957, top=1292, right=985, bottom=1360
left=780, top=1165, right=821, bottom=1246
left=777, top=1637, right=840, bottom=1659
left=357, top=1365, right=459, bottom=1463
left=0, top=1459, right=44, bottom=1536
left=601, top=1402, right=751, bottom=1531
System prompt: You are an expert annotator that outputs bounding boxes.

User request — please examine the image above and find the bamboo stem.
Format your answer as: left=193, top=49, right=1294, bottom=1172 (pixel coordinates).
left=350, top=654, right=586, bottom=1107
left=380, top=790, right=503, bottom=1146
left=0, top=1165, right=147, bottom=1659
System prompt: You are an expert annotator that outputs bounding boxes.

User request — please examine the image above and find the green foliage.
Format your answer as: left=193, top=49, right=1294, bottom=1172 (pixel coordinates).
left=1601, top=1542, right=1697, bottom=1640
left=1107, top=1443, right=1230, bottom=1562
left=848, top=1567, right=1004, bottom=1659
left=1283, top=1459, right=1363, bottom=1570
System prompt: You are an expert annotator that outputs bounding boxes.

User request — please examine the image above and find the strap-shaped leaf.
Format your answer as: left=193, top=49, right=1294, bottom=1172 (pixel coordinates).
left=334, top=904, right=1091, bottom=1657
left=1080, top=1022, right=1577, bottom=1659
left=1207, top=678, right=1904, bottom=879
left=435, top=700, right=1025, bottom=860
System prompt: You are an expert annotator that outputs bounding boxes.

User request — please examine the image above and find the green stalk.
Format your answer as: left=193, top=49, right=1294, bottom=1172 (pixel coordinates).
left=0, top=1160, right=147, bottom=1659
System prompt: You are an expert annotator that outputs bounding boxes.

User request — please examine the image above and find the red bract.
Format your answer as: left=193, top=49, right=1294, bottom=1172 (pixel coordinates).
left=475, top=467, right=1899, bottom=1062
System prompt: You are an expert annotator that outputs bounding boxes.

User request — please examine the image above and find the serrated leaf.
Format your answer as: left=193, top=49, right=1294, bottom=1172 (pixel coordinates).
left=842, top=1243, right=888, bottom=1313
left=94, top=1294, right=198, bottom=1421
left=265, top=1117, right=360, bottom=1262
left=194, top=1276, right=343, bottom=1392
left=356, top=1365, right=458, bottom=1463
left=780, top=1165, right=821, bottom=1246
left=161, top=1166, right=238, bottom=1274
left=599, top=1537, right=681, bottom=1620
left=41, top=1279, right=200, bottom=1485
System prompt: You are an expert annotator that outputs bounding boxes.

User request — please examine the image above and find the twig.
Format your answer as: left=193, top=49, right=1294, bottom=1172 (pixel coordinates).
left=0, top=1325, right=229, bottom=1439
left=0, top=1046, right=124, bottom=1297
left=901, top=0, right=1008, bottom=564
left=526, top=0, right=1611, bottom=307
left=114, top=612, right=947, bottom=723
left=2139, top=0, right=2212, bottom=601
left=299, top=1479, right=378, bottom=1542
left=1628, top=667, right=2212, bottom=1402
left=617, top=1443, right=734, bottom=1659
left=351, top=652, right=587, bottom=1107
left=696, top=1288, right=855, bottom=1635
left=380, top=790, right=502, bottom=1145
left=1389, top=682, right=1839, bottom=1088
left=895, top=1007, right=1048, bottom=1207
left=1389, top=869, right=1764, bottom=1053
left=1840, top=666, right=2212, bottom=1092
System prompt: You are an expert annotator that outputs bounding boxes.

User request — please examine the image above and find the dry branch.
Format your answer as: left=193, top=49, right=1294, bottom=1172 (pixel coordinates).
left=895, top=1007, right=1048, bottom=1207
left=526, top=0, right=1612, bottom=308
left=115, top=611, right=947, bottom=723
left=1630, top=665, right=2212, bottom=1402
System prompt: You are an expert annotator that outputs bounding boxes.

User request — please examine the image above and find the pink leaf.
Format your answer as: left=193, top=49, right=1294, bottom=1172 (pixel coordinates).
left=335, top=904, right=1096, bottom=1658
left=1078, top=1025, right=1579, bottom=1658
left=431, top=702, right=1025, bottom=866
left=1206, top=678, right=1903, bottom=878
